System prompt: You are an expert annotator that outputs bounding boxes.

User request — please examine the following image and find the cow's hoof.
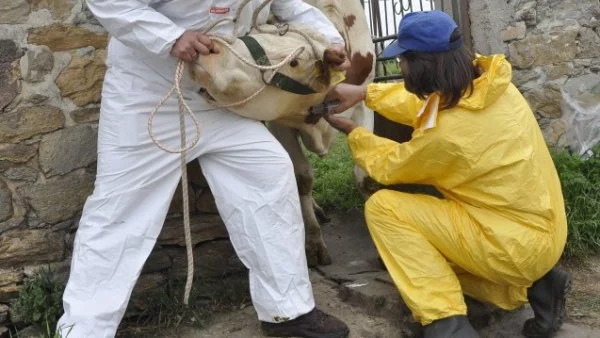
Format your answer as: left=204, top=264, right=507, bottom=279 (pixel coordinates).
left=306, top=242, right=332, bottom=267
left=313, top=202, right=331, bottom=224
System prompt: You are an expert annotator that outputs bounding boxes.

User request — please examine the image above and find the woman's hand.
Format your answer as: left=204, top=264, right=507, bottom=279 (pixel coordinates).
left=325, top=83, right=367, bottom=114
left=325, top=44, right=351, bottom=71
left=324, top=115, right=358, bottom=135
left=171, top=31, right=216, bottom=62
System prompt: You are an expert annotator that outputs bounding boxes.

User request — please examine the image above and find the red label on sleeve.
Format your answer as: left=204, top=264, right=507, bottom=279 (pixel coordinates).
left=210, top=7, right=230, bottom=14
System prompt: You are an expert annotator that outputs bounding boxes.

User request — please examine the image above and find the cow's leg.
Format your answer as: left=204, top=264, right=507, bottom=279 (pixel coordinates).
left=269, top=123, right=332, bottom=267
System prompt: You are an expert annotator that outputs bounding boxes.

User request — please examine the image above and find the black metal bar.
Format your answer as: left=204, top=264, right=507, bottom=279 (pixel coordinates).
left=372, top=34, right=397, bottom=43
left=383, top=0, right=389, bottom=37
left=374, top=74, right=403, bottom=82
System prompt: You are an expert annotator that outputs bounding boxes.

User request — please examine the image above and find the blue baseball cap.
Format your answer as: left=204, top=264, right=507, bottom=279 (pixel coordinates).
left=383, top=10, right=463, bottom=58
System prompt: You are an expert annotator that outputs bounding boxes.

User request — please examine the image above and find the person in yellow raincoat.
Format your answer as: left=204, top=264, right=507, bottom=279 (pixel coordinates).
left=324, top=10, right=570, bottom=338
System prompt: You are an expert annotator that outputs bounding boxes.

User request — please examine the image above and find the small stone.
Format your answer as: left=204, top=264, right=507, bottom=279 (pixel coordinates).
left=563, top=74, right=600, bottom=110
left=501, top=21, right=527, bottom=42
left=39, top=125, right=98, bottom=177
left=0, top=40, right=23, bottom=64
left=0, top=230, right=64, bottom=269
left=18, top=170, right=94, bottom=224
left=0, top=180, right=12, bottom=222
left=70, top=107, right=100, bottom=123
left=0, top=326, right=9, bottom=337
left=158, top=214, right=228, bottom=246
left=516, top=8, right=536, bottom=27
left=0, top=304, right=8, bottom=323
left=0, top=268, right=23, bottom=302
left=0, top=106, right=64, bottom=144
left=0, top=0, right=30, bottom=24
left=548, top=120, right=567, bottom=146
left=28, top=24, right=108, bottom=51
left=3, top=167, right=39, bottom=183
left=20, top=46, right=54, bottom=83
left=56, top=50, right=107, bottom=106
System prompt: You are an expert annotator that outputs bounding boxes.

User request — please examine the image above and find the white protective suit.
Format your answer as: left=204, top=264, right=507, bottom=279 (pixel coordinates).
left=57, top=1, right=343, bottom=337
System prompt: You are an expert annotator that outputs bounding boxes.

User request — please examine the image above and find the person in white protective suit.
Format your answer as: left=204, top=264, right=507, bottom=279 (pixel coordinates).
left=56, top=1, right=351, bottom=337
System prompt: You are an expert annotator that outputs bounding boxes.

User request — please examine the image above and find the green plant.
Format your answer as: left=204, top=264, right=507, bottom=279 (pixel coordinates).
left=11, top=267, right=68, bottom=337
left=552, top=146, right=600, bottom=259
left=305, top=133, right=364, bottom=211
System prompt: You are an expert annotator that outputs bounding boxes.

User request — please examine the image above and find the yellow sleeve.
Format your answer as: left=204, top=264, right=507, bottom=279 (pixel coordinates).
left=347, top=127, right=454, bottom=185
left=365, top=83, right=423, bottom=127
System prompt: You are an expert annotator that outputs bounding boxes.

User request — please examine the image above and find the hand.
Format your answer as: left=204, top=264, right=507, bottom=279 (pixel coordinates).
left=324, top=115, right=358, bottom=134
left=325, top=44, right=351, bottom=71
left=324, top=83, right=367, bottom=114
left=171, top=31, right=216, bottom=62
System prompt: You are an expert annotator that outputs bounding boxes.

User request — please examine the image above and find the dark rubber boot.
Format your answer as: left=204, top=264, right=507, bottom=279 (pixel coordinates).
left=261, top=308, right=349, bottom=338
left=523, top=267, right=572, bottom=337
left=423, top=315, right=479, bottom=338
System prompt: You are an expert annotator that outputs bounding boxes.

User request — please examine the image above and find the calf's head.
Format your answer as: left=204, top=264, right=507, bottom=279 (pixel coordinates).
left=189, top=24, right=346, bottom=130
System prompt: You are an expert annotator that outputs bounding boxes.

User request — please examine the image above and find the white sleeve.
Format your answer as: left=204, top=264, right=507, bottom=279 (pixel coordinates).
left=86, top=0, right=186, bottom=57
left=271, top=0, right=345, bottom=46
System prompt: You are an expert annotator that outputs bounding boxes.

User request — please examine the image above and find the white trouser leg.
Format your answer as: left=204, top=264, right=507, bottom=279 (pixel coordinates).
left=199, top=113, right=315, bottom=323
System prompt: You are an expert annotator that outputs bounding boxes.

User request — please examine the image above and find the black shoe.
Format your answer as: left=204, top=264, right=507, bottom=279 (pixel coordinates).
left=423, top=315, right=478, bottom=338
left=523, top=267, right=572, bottom=337
left=261, top=308, right=349, bottom=338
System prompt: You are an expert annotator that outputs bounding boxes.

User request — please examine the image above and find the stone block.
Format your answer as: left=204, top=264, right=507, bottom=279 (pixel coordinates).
left=28, top=24, right=108, bottom=51
left=56, top=50, right=106, bottom=106
left=3, top=167, right=39, bottom=184
left=577, top=28, right=600, bottom=59
left=158, top=214, right=228, bottom=246
left=0, top=40, right=23, bottom=111
left=508, top=29, right=578, bottom=68
left=20, top=46, right=54, bottom=83
left=0, top=144, right=37, bottom=164
left=39, top=125, right=98, bottom=177
left=0, top=230, right=64, bottom=269
left=142, top=250, right=172, bottom=274
left=523, top=85, right=564, bottom=118
left=0, top=106, right=64, bottom=143
left=501, top=21, right=527, bottom=41
left=0, top=0, right=30, bottom=24
left=18, top=170, right=93, bottom=224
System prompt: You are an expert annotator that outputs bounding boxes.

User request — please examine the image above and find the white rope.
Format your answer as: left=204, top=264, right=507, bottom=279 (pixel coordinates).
left=147, top=3, right=308, bottom=305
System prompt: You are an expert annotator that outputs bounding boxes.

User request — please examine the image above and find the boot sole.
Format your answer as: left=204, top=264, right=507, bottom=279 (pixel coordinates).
left=523, top=270, right=572, bottom=338
left=262, top=327, right=350, bottom=338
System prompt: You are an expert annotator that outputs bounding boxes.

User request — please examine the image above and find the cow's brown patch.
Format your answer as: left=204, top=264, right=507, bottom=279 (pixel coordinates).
left=343, top=15, right=356, bottom=28
left=344, top=51, right=374, bottom=85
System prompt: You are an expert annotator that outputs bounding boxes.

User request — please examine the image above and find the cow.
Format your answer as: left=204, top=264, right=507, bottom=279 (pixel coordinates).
left=190, top=0, right=375, bottom=266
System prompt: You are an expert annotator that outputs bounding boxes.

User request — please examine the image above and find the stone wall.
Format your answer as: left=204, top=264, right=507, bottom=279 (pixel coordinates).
left=0, top=0, right=241, bottom=330
left=468, top=0, right=600, bottom=150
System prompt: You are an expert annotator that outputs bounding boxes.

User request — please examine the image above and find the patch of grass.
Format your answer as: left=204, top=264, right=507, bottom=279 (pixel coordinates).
left=552, top=146, right=600, bottom=259
left=11, top=267, right=69, bottom=338
left=305, top=133, right=364, bottom=211
left=118, top=273, right=250, bottom=336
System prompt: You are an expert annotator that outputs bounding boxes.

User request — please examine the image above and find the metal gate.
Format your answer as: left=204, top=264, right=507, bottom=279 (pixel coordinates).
left=362, top=0, right=472, bottom=82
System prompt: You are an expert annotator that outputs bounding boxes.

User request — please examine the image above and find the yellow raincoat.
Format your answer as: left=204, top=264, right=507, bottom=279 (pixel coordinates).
left=348, top=54, right=567, bottom=324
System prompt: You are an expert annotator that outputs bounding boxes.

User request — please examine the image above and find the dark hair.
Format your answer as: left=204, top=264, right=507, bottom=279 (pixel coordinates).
left=401, top=29, right=477, bottom=109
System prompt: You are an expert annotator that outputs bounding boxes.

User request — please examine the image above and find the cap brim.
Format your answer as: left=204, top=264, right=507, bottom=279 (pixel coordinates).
left=382, top=40, right=407, bottom=58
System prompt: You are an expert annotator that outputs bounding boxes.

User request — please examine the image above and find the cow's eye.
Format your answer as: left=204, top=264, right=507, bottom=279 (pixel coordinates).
left=289, top=59, right=299, bottom=67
